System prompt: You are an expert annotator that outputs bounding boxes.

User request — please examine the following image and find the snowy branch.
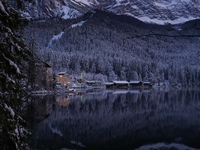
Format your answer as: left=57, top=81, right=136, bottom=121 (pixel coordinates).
left=2, top=54, right=21, bottom=74
left=0, top=1, right=9, bottom=16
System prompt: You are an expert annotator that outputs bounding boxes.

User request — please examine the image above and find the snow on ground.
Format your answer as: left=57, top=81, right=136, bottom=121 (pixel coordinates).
left=124, top=12, right=198, bottom=25
left=48, top=32, right=64, bottom=47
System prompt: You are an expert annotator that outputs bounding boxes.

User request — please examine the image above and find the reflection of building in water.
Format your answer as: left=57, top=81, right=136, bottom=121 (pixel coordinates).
left=56, top=96, right=70, bottom=106
left=57, top=72, right=70, bottom=86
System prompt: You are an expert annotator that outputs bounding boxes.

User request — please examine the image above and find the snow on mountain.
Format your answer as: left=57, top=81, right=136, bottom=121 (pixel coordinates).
left=48, top=32, right=64, bottom=47
left=25, top=0, right=200, bottom=24
left=70, top=20, right=87, bottom=28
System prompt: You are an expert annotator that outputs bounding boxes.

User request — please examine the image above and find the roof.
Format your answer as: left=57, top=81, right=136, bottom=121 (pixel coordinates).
left=42, top=61, right=51, bottom=68
left=104, top=82, right=114, bottom=85
left=129, top=81, right=142, bottom=84
left=113, top=81, right=129, bottom=84
left=86, top=81, right=101, bottom=83
left=58, top=72, right=66, bottom=75
left=143, top=82, right=151, bottom=84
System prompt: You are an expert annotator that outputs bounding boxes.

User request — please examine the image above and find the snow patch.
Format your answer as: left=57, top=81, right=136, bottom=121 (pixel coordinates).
left=48, top=32, right=64, bottom=47
left=70, top=20, right=87, bottom=28
left=62, top=5, right=70, bottom=19
left=124, top=13, right=198, bottom=25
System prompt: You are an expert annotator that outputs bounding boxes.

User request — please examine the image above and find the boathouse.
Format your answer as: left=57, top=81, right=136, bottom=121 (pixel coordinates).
left=143, top=82, right=153, bottom=88
left=104, top=82, right=114, bottom=88
left=129, top=81, right=143, bottom=88
left=113, top=81, right=129, bottom=89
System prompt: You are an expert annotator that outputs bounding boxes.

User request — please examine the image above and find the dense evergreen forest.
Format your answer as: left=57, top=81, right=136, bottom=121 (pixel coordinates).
left=24, top=10, right=200, bottom=87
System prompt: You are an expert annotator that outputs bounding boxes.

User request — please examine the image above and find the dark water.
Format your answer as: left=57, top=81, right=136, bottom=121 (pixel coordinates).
left=27, top=88, right=200, bottom=150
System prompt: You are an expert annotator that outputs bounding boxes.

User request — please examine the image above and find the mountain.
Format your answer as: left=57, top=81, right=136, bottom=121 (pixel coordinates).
left=24, top=0, right=200, bottom=24
left=24, top=10, right=200, bottom=86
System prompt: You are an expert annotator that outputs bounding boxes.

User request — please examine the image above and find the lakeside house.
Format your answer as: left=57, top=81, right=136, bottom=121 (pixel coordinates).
left=103, top=81, right=153, bottom=89
left=129, top=81, right=143, bottom=88
left=113, top=81, right=129, bottom=89
left=86, top=81, right=103, bottom=88
left=57, top=72, right=70, bottom=86
left=143, top=82, right=153, bottom=88
left=104, top=82, right=114, bottom=88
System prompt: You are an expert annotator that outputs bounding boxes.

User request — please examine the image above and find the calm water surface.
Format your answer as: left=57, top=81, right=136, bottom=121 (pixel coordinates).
left=27, top=88, right=200, bottom=150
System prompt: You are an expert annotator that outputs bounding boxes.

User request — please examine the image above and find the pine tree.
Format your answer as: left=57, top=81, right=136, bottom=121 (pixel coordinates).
left=0, top=0, right=31, bottom=149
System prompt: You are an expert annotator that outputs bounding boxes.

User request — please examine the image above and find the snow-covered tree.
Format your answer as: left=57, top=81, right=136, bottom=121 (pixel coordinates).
left=109, top=71, right=118, bottom=81
left=0, top=0, right=31, bottom=149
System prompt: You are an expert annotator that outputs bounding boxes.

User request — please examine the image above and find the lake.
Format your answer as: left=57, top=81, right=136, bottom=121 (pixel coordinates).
left=26, top=88, right=200, bottom=150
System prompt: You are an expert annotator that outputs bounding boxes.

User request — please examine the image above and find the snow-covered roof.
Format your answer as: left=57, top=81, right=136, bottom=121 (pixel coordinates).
left=143, top=82, right=151, bottom=84
left=130, top=81, right=142, bottom=84
left=104, top=82, right=114, bottom=85
left=86, top=81, right=101, bottom=83
left=58, top=72, right=66, bottom=75
left=113, top=81, right=129, bottom=84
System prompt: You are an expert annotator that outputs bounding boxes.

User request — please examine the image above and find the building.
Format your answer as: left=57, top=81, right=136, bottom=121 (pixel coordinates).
left=86, top=81, right=103, bottom=88
left=57, top=72, right=70, bottom=86
left=143, top=82, right=153, bottom=89
left=104, top=82, right=114, bottom=88
left=129, top=81, right=143, bottom=88
left=113, top=81, right=129, bottom=89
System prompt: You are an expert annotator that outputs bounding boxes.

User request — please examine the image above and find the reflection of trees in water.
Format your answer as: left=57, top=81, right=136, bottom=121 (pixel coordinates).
left=31, top=89, right=200, bottom=149
left=26, top=95, right=56, bottom=126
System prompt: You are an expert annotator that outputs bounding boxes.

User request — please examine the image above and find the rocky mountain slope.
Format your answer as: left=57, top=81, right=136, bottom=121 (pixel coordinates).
left=24, top=0, right=200, bottom=24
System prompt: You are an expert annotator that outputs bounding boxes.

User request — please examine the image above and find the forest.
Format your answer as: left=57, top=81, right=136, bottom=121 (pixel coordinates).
left=24, top=10, right=200, bottom=87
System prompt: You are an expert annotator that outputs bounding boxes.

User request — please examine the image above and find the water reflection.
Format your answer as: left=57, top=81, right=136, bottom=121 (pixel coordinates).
left=27, top=89, right=200, bottom=150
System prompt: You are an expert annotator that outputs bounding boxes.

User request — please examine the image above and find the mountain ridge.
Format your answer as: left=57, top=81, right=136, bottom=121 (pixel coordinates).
left=24, top=0, right=200, bottom=24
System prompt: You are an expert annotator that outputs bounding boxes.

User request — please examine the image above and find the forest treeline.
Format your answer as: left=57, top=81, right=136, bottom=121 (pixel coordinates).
left=24, top=10, right=200, bottom=87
